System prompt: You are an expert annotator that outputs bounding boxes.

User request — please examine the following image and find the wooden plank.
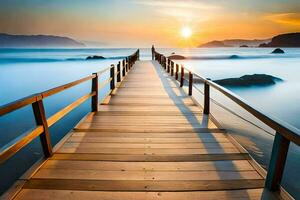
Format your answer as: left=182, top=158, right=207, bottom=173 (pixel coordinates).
left=73, top=128, right=222, bottom=133
left=77, top=123, right=217, bottom=129
left=15, top=189, right=266, bottom=200
left=51, top=153, right=251, bottom=162
left=97, top=105, right=202, bottom=112
left=62, top=142, right=236, bottom=149
left=42, top=160, right=255, bottom=171
left=57, top=147, right=240, bottom=154
left=33, top=169, right=262, bottom=180
left=23, top=179, right=265, bottom=191
left=94, top=111, right=203, bottom=116
left=71, top=132, right=227, bottom=138
left=67, top=136, right=230, bottom=143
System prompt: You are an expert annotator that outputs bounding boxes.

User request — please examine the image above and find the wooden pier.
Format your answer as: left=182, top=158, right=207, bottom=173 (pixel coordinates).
left=1, top=49, right=299, bottom=199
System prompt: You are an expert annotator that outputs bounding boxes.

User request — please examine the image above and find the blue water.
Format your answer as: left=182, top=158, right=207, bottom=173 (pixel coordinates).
left=0, top=48, right=300, bottom=198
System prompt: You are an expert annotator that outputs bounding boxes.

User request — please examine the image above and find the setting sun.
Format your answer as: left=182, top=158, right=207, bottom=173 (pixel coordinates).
left=181, top=26, right=192, bottom=39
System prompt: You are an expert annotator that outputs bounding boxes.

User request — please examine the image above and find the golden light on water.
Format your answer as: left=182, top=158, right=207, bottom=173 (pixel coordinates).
left=181, top=26, right=192, bottom=39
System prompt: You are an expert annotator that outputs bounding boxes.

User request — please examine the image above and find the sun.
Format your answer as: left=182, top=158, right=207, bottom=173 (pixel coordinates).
left=181, top=26, right=192, bottom=39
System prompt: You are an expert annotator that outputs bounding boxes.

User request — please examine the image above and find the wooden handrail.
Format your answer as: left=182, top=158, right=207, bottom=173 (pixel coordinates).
left=0, top=49, right=140, bottom=164
left=152, top=48, right=300, bottom=192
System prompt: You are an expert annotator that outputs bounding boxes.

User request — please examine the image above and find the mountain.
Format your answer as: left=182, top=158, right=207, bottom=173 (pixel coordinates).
left=199, top=40, right=231, bottom=47
left=199, top=39, right=270, bottom=48
left=259, top=32, right=300, bottom=47
left=0, top=33, right=85, bottom=47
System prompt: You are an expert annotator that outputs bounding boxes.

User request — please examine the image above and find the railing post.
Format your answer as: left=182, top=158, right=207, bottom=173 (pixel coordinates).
left=32, top=99, right=53, bottom=157
left=175, top=64, right=179, bottom=80
left=180, top=66, right=184, bottom=87
left=164, top=58, right=167, bottom=70
left=188, top=71, right=193, bottom=96
left=171, top=62, right=174, bottom=76
left=265, top=132, right=290, bottom=191
left=167, top=60, right=171, bottom=73
left=117, top=62, right=121, bottom=82
left=204, top=80, right=210, bottom=114
left=125, top=58, right=128, bottom=72
left=122, top=59, right=126, bottom=77
left=91, top=73, right=99, bottom=112
left=110, top=64, right=115, bottom=93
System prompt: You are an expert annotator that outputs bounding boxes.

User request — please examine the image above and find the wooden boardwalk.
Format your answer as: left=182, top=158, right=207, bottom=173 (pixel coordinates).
left=13, top=60, right=275, bottom=199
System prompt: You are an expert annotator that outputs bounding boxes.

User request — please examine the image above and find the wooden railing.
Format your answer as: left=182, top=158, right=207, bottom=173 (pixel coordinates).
left=152, top=48, right=300, bottom=192
left=0, top=49, right=139, bottom=163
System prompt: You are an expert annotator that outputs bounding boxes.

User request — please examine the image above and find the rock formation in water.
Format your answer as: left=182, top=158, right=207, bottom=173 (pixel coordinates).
left=259, top=32, right=300, bottom=47
left=86, top=55, right=106, bottom=60
left=168, top=55, right=186, bottom=60
left=0, top=33, right=85, bottom=47
left=271, top=48, right=285, bottom=54
left=214, top=74, right=282, bottom=87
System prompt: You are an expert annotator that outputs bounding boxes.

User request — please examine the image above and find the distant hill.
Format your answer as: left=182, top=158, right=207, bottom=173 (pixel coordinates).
left=199, top=39, right=270, bottom=48
left=259, top=32, right=300, bottom=47
left=0, top=33, right=85, bottom=47
left=199, top=40, right=231, bottom=47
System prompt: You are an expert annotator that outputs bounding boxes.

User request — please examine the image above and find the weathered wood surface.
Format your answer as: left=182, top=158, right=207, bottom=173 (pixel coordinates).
left=13, top=60, right=269, bottom=200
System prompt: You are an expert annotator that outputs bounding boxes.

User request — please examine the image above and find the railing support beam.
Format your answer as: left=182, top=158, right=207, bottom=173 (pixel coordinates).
left=180, top=66, right=184, bottom=87
left=188, top=72, right=193, bottom=96
left=117, top=62, right=121, bottom=82
left=265, top=132, right=290, bottom=191
left=175, top=64, right=179, bottom=80
left=32, top=100, right=53, bottom=157
left=110, top=64, right=115, bottom=93
left=91, top=73, right=99, bottom=111
left=204, top=80, right=210, bottom=114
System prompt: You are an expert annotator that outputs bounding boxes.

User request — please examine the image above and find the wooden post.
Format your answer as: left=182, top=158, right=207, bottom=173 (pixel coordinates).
left=180, top=66, right=184, bottom=87
left=110, top=64, right=115, bottom=93
left=91, top=73, right=99, bottom=112
left=204, top=81, right=210, bottom=114
left=117, top=62, right=121, bottom=82
left=122, top=60, right=126, bottom=76
left=265, top=133, right=290, bottom=191
left=32, top=99, right=53, bottom=157
left=164, top=57, right=169, bottom=70
left=171, top=62, right=174, bottom=76
left=188, top=71, right=193, bottom=96
left=168, top=61, right=171, bottom=73
left=175, top=64, right=179, bottom=80
left=125, top=58, right=128, bottom=72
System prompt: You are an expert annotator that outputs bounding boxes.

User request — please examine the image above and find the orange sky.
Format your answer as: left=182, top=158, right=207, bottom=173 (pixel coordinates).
left=0, top=0, right=300, bottom=47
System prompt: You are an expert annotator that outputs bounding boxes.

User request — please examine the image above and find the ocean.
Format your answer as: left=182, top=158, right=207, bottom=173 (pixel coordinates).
left=0, top=48, right=299, bottom=198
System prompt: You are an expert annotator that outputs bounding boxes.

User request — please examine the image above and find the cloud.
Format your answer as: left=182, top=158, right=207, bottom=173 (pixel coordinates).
left=133, top=0, right=220, bottom=21
left=265, top=12, right=300, bottom=26
left=135, top=0, right=219, bottom=10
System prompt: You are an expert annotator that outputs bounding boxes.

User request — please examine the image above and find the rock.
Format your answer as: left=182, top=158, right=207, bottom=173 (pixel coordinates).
left=259, top=32, right=300, bottom=47
left=271, top=48, right=285, bottom=54
left=229, top=55, right=240, bottom=59
left=214, top=74, right=282, bottom=87
left=168, top=55, right=186, bottom=60
left=86, top=55, right=105, bottom=60
left=240, top=45, right=249, bottom=47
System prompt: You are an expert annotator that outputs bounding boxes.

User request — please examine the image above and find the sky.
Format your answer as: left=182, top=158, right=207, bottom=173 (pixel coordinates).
left=0, top=0, right=300, bottom=47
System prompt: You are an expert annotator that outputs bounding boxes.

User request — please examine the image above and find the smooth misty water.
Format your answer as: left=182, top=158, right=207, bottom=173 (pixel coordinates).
left=0, top=48, right=299, bottom=198
left=159, top=47, right=300, bottom=199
